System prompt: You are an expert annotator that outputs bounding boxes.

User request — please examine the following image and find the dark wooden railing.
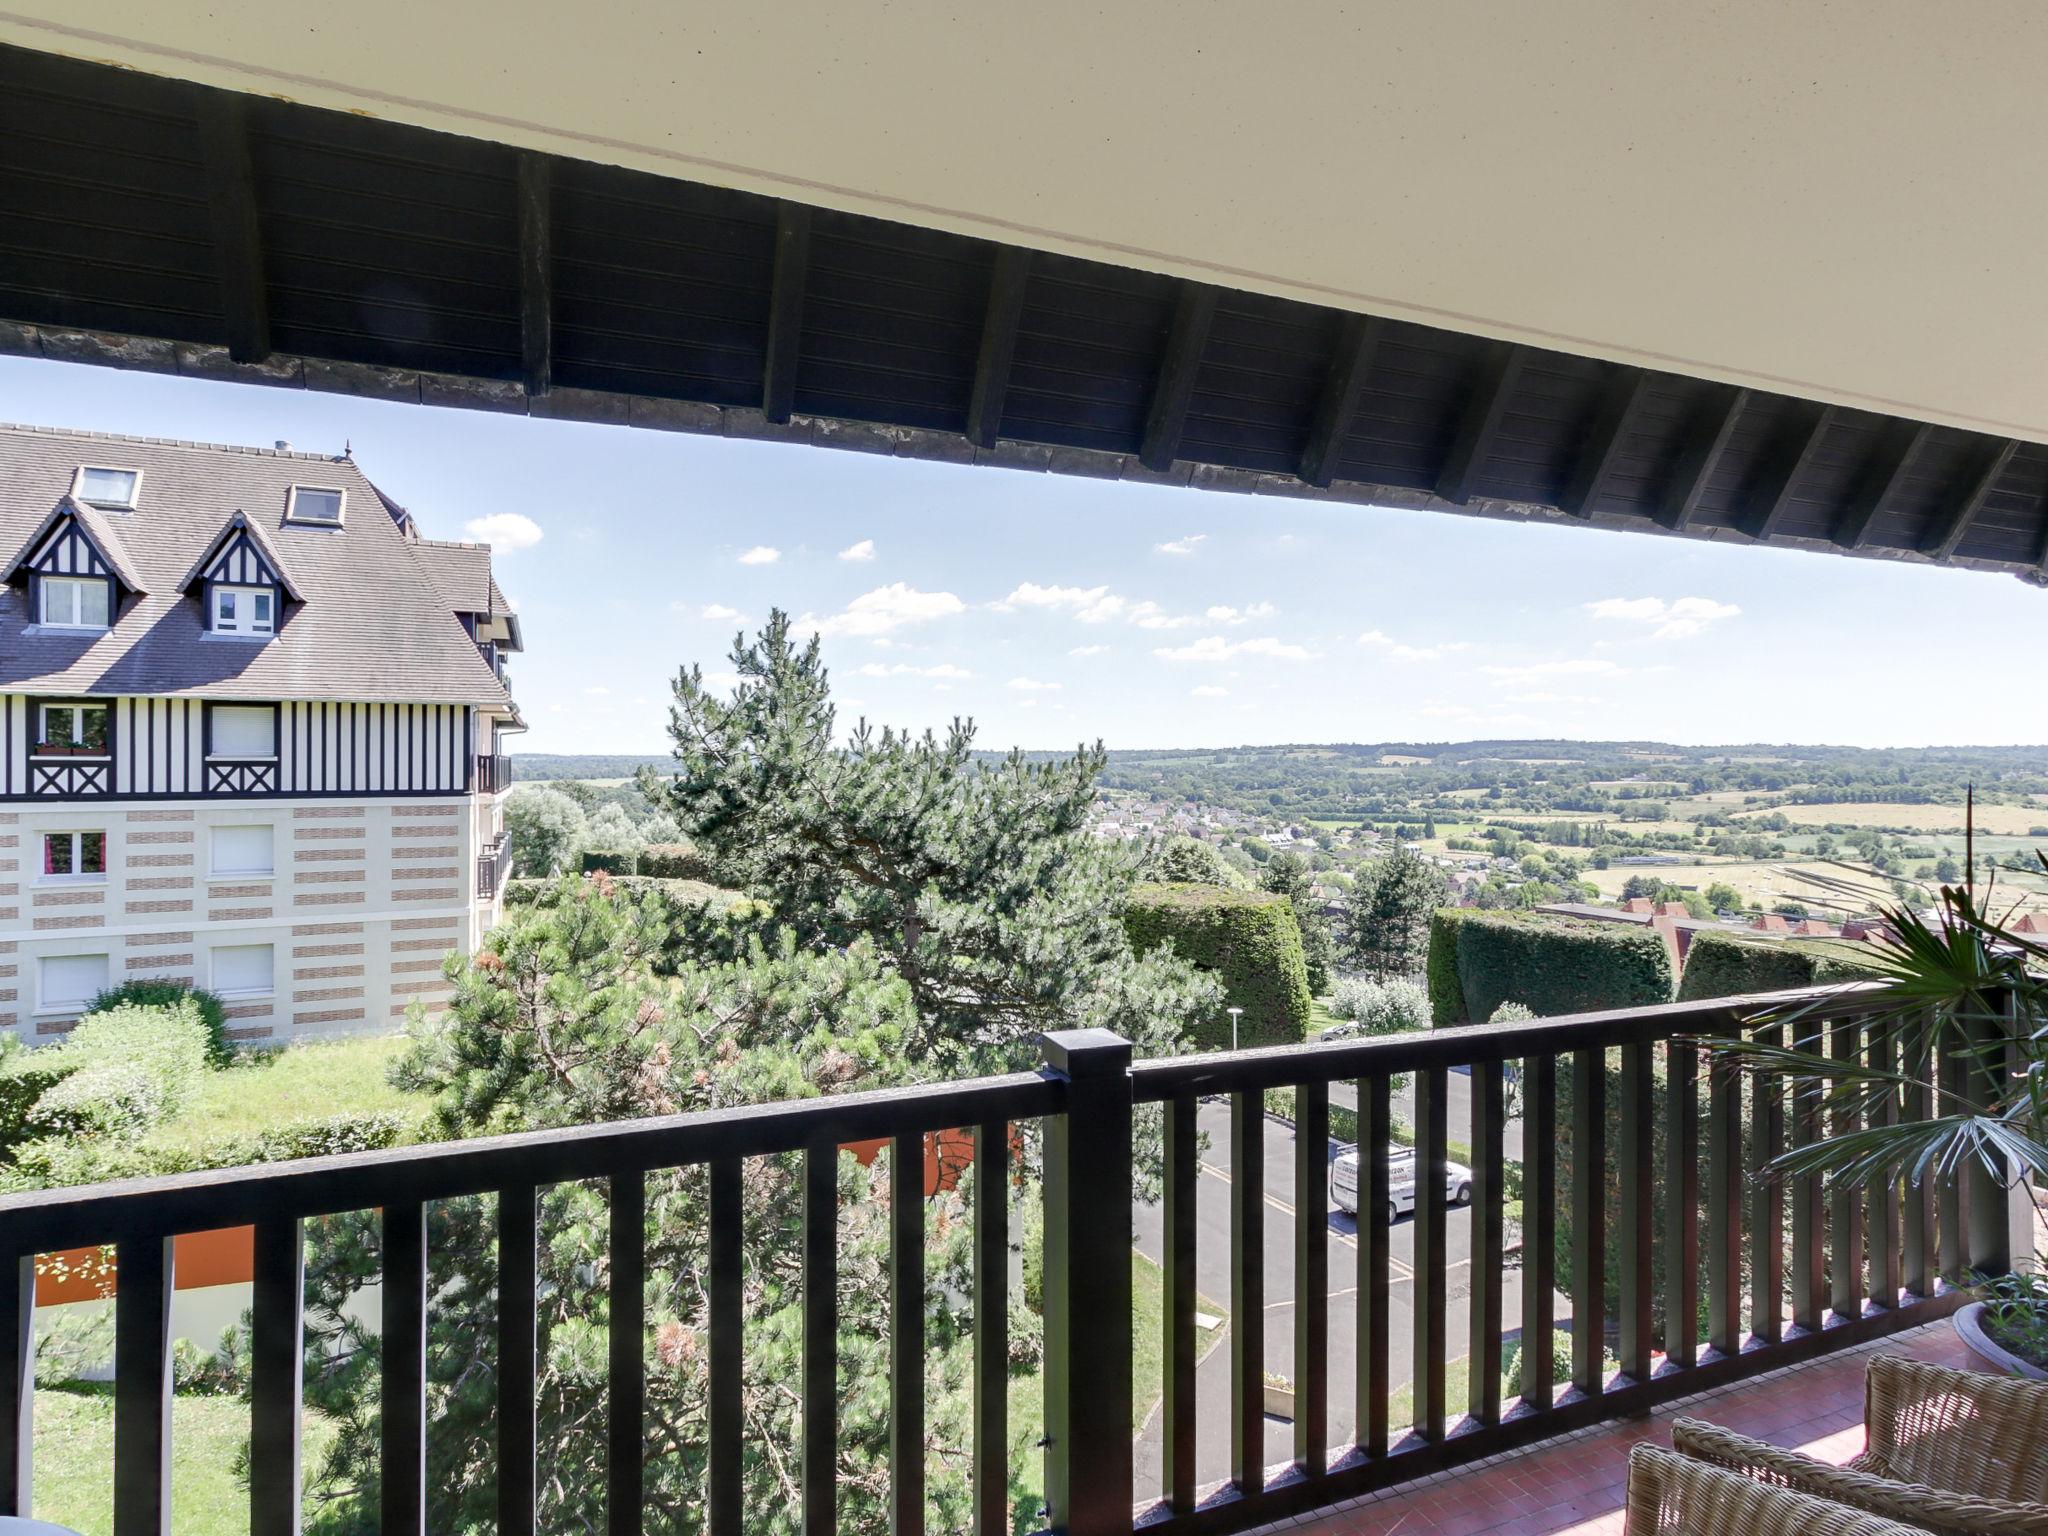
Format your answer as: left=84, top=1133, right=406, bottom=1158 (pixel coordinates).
left=475, top=753, right=513, bottom=794
left=475, top=836, right=512, bottom=899
left=0, top=989, right=2020, bottom=1536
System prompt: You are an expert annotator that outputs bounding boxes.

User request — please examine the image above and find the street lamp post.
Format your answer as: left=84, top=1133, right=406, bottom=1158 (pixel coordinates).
left=1227, top=1005, right=1244, bottom=1053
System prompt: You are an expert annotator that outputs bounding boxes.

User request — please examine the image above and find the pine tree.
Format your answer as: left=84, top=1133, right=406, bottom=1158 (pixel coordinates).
left=1343, top=844, right=1451, bottom=980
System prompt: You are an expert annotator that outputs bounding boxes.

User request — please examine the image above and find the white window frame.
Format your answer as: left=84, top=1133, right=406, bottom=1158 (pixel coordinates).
left=210, top=824, right=276, bottom=879
left=34, top=702, right=110, bottom=758
left=210, top=584, right=276, bottom=636
left=36, top=953, right=108, bottom=1016
left=39, top=829, right=107, bottom=883
left=39, top=574, right=111, bottom=630
left=208, top=942, right=275, bottom=1001
left=69, top=464, right=141, bottom=510
left=284, top=485, right=346, bottom=527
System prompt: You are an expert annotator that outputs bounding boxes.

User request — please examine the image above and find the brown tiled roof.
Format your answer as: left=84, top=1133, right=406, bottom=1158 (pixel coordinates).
left=0, top=423, right=512, bottom=709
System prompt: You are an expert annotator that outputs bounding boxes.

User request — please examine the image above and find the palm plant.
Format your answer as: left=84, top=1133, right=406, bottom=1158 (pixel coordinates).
left=1705, top=796, right=2047, bottom=1238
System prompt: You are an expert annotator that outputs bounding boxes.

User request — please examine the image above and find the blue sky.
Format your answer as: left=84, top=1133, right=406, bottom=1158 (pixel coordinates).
left=2, top=355, right=2041, bottom=756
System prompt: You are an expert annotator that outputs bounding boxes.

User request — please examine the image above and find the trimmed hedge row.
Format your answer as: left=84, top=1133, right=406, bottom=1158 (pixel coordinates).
left=1426, top=909, right=1673, bottom=1025
left=1123, top=882, right=1312, bottom=1048
left=1675, top=930, right=1884, bottom=1002
left=2, top=1108, right=412, bottom=1192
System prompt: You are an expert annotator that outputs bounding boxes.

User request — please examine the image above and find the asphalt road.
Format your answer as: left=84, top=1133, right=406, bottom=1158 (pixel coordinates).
left=1130, top=1087, right=1563, bottom=1495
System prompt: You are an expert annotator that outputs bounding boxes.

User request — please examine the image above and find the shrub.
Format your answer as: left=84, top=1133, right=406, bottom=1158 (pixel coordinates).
left=1489, top=1000, right=1536, bottom=1025
left=24, top=1000, right=213, bottom=1142
left=3, top=1108, right=411, bottom=1192
left=636, top=842, right=712, bottom=880
left=1674, top=930, right=1884, bottom=1003
left=578, top=848, right=635, bottom=875
left=506, top=872, right=745, bottom=915
left=1123, top=882, right=1312, bottom=1048
left=1426, top=909, right=1673, bottom=1025
left=87, top=977, right=230, bottom=1066
left=1329, top=976, right=1430, bottom=1035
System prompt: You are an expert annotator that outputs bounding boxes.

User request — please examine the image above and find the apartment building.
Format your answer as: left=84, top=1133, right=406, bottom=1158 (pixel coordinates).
left=0, top=424, right=522, bottom=1043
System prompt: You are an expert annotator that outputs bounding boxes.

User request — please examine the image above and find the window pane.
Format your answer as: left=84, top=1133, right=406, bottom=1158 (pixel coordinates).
left=41, top=579, right=73, bottom=625
left=290, top=488, right=343, bottom=523
left=211, top=943, right=274, bottom=997
left=78, top=467, right=138, bottom=506
left=40, top=953, right=108, bottom=1011
left=81, top=832, right=105, bottom=874
left=79, top=707, right=108, bottom=755
left=43, top=833, right=72, bottom=875
left=252, top=592, right=273, bottom=627
left=212, top=825, right=275, bottom=876
left=78, top=580, right=109, bottom=627
left=217, top=589, right=238, bottom=622
left=211, top=705, right=276, bottom=758
left=42, top=705, right=74, bottom=745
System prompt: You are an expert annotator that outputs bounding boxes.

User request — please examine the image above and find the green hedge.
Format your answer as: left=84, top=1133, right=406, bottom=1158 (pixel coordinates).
left=1426, top=909, right=1673, bottom=1025
left=578, top=849, right=636, bottom=875
left=23, top=1001, right=214, bottom=1142
left=636, top=842, right=713, bottom=880
left=1675, top=930, right=1884, bottom=1002
left=3, top=1108, right=412, bottom=1192
left=1124, top=883, right=1312, bottom=1048
left=86, top=978, right=230, bottom=1065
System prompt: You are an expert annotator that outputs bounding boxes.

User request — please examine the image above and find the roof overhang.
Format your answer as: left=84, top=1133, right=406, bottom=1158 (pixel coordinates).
left=2, top=10, right=2046, bottom=581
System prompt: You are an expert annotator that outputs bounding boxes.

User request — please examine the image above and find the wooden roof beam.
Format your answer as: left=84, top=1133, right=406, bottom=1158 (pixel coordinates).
left=1139, top=283, right=1219, bottom=472
left=1657, top=387, right=1750, bottom=531
left=1435, top=342, right=1527, bottom=505
left=1920, top=436, right=2019, bottom=560
left=1560, top=366, right=1649, bottom=517
left=516, top=154, right=552, bottom=399
left=965, top=247, right=1031, bottom=450
left=1297, top=313, right=1386, bottom=489
left=1832, top=420, right=1929, bottom=549
left=762, top=203, right=812, bottom=425
left=195, top=91, right=270, bottom=365
left=1745, top=403, right=1838, bottom=541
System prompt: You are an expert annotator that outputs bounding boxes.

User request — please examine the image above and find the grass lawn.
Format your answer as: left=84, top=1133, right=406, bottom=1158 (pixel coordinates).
left=32, top=1384, right=336, bottom=1536
left=151, top=1033, right=425, bottom=1152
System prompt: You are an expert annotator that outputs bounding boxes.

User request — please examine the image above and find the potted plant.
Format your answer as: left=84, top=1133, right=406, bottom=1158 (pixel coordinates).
left=1957, top=1268, right=2048, bottom=1380
left=1706, top=795, right=2046, bottom=1365
left=1262, top=1370, right=1295, bottom=1420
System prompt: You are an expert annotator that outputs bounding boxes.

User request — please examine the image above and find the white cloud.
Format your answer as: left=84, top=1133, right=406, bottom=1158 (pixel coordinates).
left=1069, top=644, right=1109, bottom=658
left=1206, top=602, right=1278, bottom=625
left=1357, top=629, right=1469, bottom=663
left=1156, top=534, right=1208, bottom=556
left=583, top=686, right=610, bottom=697
left=1153, top=634, right=1318, bottom=664
left=737, top=545, right=781, bottom=566
left=463, top=512, right=543, bottom=552
left=1584, top=595, right=1741, bottom=641
left=700, top=670, right=744, bottom=691
left=1478, top=658, right=1626, bottom=684
left=838, top=539, right=876, bottom=562
left=996, top=583, right=1196, bottom=629
left=699, top=603, right=747, bottom=622
left=1504, top=691, right=1603, bottom=706
left=1007, top=676, right=1062, bottom=692
left=853, top=661, right=976, bottom=680
left=1191, top=685, right=1229, bottom=698
left=802, top=583, right=965, bottom=637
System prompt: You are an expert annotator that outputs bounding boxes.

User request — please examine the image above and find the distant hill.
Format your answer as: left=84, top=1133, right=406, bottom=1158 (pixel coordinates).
left=513, top=754, right=674, bottom=782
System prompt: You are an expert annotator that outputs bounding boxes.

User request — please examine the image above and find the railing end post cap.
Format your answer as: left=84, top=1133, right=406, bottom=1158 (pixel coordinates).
left=1038, top=1028, right=1133, bottom=1077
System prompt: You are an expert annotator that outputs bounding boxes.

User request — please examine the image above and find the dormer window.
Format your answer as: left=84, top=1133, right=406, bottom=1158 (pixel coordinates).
left=211, top=584, right=275, bottom=636
left=285, top=486, right=345, bottom=526
left=71, top=465, right=140, bottom=510
left=40, top=574, right=110, bottom=629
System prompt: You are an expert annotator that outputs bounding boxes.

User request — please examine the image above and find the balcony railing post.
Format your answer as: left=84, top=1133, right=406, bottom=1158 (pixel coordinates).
left=1965, top=990, right=2030, bottom=1276
left=1039, top=1028, right=1134, bottom=1536
left=0, top=1252, right=29, bottom=1519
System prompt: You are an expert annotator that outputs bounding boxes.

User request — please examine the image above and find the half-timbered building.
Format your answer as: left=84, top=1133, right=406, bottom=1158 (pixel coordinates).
left=0, top=422, right=522, bottom=1042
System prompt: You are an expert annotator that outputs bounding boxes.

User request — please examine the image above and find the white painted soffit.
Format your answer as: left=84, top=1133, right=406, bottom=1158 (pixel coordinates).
left=4, top=1, right=2047, bottom=444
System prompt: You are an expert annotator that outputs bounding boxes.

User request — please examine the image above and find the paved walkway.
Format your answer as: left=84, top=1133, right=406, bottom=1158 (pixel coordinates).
left=1251, top=1319, right=1976, bottom=1535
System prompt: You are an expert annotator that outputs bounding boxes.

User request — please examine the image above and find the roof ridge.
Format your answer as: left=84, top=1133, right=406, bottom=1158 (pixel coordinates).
left=411, top=536, right=492, bottom=553
left=0, top=421, right=349, bottom=464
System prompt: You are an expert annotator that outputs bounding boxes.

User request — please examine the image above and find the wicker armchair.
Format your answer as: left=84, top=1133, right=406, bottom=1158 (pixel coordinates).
left=1626, top=1444, right=1927, bottom=1535
left=1671, top=1356, right=2048, bottom=1536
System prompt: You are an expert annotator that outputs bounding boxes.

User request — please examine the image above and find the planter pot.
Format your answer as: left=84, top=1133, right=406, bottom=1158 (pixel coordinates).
left=1262, top=1384, right=1296, bottom=1420
left=1955, top=1301, right=2048, bottom=1381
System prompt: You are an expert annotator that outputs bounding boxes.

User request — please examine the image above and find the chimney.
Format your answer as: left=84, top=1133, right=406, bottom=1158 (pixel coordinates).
left=275, top=440, right=292, bottom=451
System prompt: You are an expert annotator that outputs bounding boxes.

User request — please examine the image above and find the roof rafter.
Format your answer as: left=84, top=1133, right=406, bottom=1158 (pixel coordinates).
left=1560, top=367, right=1649, bottom=517
left=1658, top=387, right=1751, bottom=531
left=762, top=203, right=812, bottom=426
left=1435, top=342, right=1527, bottom=505
left=965, top=247, right=1031, bottom=450
left=1832, top=420, right=1929, bottom=550
left=1297, top=313, right=1386, bottom=489
left=516, top=153, right=552, bottom=399
left=1745, top=403, right=1838, bottom=541
left=1139, top=283, right=1219, bottom=473
left=194, top=89, right=270, bottom=366
left=1921, top=437, right=2019, bottom=560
